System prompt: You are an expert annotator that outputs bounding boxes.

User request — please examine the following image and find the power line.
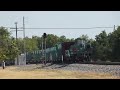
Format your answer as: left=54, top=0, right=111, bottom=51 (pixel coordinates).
left=5, top=26, right=118, bottom=30
left=19, top=27, right=117, bottom=29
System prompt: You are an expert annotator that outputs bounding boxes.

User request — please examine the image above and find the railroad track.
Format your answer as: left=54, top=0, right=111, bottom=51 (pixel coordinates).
left=14, top=63, right=120, bottom=77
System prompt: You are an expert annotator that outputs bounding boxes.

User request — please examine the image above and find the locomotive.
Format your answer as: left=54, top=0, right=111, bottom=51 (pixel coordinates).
left=26, top=40, right=93, bottom=64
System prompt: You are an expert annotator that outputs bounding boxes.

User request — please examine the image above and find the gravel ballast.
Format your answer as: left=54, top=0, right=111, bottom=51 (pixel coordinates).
left=14, top=63, right=120, bottom=77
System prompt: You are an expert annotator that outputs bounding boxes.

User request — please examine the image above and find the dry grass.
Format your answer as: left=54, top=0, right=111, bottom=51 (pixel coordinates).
left=0, top=66, right=119, bottom=79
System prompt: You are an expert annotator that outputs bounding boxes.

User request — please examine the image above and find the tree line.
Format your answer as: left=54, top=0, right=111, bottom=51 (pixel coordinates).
left=0, top=26, right=120, bottom=62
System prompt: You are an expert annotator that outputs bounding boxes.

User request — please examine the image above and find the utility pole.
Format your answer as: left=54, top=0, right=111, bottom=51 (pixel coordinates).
left=15, top=22, right=18, bottom=65
left=15, top=22, right=18, bottom=42
left=42, top=36, right=44, bottom=64
left=43, top=33, right=47, bottom=65
left=23, top=16, right=26, bottom=65
left=114, top=25, right=116, bottom=31
left=45, top=37, right=46, bottom=65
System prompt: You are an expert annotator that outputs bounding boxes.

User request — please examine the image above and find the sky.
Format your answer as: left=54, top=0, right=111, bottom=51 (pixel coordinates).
left=0, top=11, right=120, bottom=39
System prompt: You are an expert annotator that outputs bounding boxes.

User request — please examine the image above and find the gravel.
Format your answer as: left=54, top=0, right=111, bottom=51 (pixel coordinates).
left=14, top=63, right=120, bottom=77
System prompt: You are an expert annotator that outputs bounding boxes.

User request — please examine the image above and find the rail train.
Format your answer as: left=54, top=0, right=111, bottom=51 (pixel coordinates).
left=26, top=40, right=93, bottom=64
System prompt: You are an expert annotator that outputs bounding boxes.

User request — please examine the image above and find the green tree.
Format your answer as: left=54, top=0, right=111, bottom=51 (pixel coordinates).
left=58, top=35, right=67, bottom=43
left=75, top=34, right=89, bottom=42
left=0, top=27, right=19, bottom=62
left=0, top=27, right=10, bottom=61
left=110, top=26, right=120, bottom=61
left=6, top=37, right=19, bottom=60
left=93, top=30, right=109, bottom=61
left=46, top=34, right=59, bottom=48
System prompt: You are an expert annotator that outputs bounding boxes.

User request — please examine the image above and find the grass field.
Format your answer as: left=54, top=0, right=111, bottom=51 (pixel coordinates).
left=0, top=66, right=119, bottom=79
